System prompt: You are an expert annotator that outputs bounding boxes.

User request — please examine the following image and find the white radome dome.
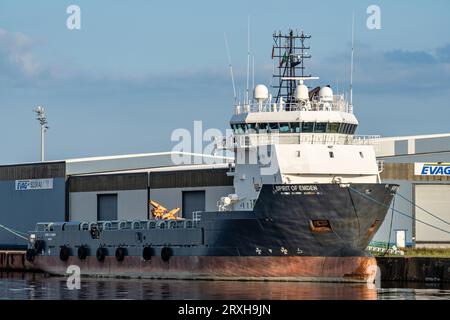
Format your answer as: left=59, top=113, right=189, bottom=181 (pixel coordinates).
left=253, top=84, right=269, bottom=101
left=294, top=84, right=309, bottom=101
left=319, top=86, right=333, bottom=102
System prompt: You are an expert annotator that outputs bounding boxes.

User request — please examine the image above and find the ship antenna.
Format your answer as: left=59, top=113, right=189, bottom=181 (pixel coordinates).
left=252, top=55, right=255, bottom=95
left=245, top=15, right=250, bottom=106
left=224, top=32, right=237, bottom=104
left=350, top=10, right=355, bottom=109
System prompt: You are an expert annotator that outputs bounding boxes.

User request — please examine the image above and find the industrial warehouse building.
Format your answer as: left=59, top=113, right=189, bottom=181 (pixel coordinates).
left=1, top=134, right=450, bottom=249
left=373, top=133, right=450, bottom=248
left=0, top=152, right=233, bottom=249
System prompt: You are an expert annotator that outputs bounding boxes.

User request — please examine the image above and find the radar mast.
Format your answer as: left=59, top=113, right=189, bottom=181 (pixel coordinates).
left=272, top=30, right=314, bottom=103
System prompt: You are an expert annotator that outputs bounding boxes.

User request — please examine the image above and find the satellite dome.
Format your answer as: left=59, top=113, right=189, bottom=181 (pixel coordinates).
left=294, top=84, right=309, bottom=101
left=253, top=84, right=269, bottom=101
left=319, top=86, right=333, bottom=102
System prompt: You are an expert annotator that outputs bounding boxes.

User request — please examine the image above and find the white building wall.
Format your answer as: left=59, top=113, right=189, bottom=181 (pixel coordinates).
left=70, top=190, right=148, bottom=221
left=372, top=179, right=414, bottom=246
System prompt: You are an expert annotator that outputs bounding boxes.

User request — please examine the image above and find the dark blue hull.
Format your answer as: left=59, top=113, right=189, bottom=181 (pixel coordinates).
left=28, top=183, right=396, bottom=259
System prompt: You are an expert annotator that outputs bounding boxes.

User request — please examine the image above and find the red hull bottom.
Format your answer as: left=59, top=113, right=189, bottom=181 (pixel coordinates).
left=29, top=255, right=378, bottom=283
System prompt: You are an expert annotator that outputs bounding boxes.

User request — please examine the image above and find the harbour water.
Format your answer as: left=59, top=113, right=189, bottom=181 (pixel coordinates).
left=1, top=272, right=449, bottom=300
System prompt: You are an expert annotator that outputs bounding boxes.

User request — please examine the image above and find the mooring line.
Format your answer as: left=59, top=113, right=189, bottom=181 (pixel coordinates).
left=349, top=187, right=450, bottom=236
left=396, top=192, right=450, bottom=227
left=0, top=223, right=28, bottom=241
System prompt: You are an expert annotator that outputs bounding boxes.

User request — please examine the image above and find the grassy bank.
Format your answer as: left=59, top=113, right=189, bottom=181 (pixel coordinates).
left=402, top=248, right=450, bottom=257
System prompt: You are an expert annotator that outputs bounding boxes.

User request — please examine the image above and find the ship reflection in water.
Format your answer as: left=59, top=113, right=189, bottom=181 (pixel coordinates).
left=1, top=272, right=449, bottom=300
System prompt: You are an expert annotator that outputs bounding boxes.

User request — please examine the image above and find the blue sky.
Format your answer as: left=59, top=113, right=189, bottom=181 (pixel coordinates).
left=0, top=0, right=449, bottom=164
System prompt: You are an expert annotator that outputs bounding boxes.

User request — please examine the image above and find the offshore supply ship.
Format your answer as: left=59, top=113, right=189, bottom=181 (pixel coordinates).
left=25, top=30, right=397, bottom=283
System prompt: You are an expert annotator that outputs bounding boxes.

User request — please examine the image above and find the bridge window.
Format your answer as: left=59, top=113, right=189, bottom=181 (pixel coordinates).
left=231, top=124, right=246, bottom=134
left=315, top=122, right=327, bottom=133
left=279, top=123, right=290, bottom=133
left=291, top=123, right=301, bottom=133
left=233, top=122, right=357, bottom=135
left=247, top=123, right=257, bottom=133
left=257, top=123, right=268, bottom=133
left=302, top=122, right=314, bottom=133
left=329, top=123, right=340, bottom=133
left=268, top=123, right=279, bottom=133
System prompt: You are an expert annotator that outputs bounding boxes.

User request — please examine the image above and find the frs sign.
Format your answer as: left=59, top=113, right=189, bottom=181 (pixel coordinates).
left=414, top=163, right=450, bottom=176
left=15, top=178, right=54, bottom=191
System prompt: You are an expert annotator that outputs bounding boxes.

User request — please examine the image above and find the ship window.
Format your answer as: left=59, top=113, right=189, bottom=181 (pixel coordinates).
left=359, top=151, right=364, bottom=158
left=236, top=124, right=245, bottom=134
left=343, top=123, right=350, bottom=134
left=329, top=151, right=334, bottom=158
left=258, top=123, right=268, bottom=133
left=279, top=123, right=290, bottom=133
left=291, top=123, right=301, bottom=133
left=346, top=124, right=352, bottom=134
left=302, top=122, right=314, bottom=133
left=347, top=124, right=354, bottom=134
left=268, top=123, right=279, bottom=133
left=247, top=123, right=257, bottom=134
left=309, top=220, right=333, bottom=233
left=315, top=122, right=327, bottom=133
left=351, top=124, right=357, bottom=134
left=328, top=123, right=340, bottom=133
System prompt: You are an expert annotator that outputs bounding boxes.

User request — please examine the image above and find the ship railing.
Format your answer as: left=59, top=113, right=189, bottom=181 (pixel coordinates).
left=234, top=96, right=351, bottom=115
left=214, top=134, right=381, bottom=149
left=39, top=219, right=205, bottom=233
left=377, top=160, right=385, bottom=173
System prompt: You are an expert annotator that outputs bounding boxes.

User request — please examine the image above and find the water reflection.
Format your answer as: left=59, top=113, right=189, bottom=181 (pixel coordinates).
left=1, top=272, right=449, bottom=300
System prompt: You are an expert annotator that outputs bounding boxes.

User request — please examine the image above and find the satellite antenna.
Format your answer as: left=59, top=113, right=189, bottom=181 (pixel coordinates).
left=34, top=106, right=49, bottom=162
left=224, top=32, right=237, bottom=104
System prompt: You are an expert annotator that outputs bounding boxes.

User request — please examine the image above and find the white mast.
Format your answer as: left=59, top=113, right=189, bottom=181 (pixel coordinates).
left=350, top=10, right=355, bottom=108
left=252, top=55, right=255, bottom=95
left=245, top=16, right=250, bottom=106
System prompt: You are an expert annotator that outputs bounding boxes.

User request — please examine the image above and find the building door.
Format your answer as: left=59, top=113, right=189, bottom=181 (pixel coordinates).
left=182, top=191, right=205, bottom=219
left=97, top=194, right=118, bottom=221
left=396, top=230, right=406, bottom=248
left=415, top=184, right=450, bottom=246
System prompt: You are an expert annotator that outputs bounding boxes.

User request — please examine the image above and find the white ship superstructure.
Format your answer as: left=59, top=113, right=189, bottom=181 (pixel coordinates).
left=216, top=30, right=382, bottom=211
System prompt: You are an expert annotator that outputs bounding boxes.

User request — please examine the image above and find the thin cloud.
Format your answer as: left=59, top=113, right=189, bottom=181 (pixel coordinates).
left=0, top=28, right=41, bottom=78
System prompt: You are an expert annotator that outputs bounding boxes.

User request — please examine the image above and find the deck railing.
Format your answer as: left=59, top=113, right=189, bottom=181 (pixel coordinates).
left=214, top=133, right=381, bottom=149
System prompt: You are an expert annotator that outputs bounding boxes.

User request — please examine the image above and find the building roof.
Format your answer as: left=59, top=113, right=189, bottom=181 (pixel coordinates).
left=374, top=133, right=450, bottom=158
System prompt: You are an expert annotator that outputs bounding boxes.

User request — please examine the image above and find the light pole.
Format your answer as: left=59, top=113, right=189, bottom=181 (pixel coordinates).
left=34, top=106, right=49, bottom=162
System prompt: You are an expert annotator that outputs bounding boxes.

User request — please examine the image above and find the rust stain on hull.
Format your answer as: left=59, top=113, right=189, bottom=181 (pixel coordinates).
left=29, top=255, right=378, bottom=283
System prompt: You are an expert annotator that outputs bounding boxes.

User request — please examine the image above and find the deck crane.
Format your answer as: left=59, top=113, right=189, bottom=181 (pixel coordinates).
left=149, top=200, right=182, bottom=220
